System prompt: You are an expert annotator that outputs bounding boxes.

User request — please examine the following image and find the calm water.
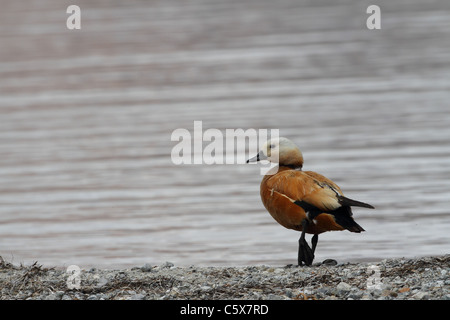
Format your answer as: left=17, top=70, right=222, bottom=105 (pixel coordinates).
left=0, top=0, right=449, bottom=268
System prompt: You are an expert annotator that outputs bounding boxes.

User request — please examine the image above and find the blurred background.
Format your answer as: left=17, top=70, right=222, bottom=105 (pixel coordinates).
left=0, top=0, right=449, bottom=268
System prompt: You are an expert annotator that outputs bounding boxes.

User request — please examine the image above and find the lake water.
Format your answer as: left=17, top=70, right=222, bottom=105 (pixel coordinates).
left=0, top=0, right=449, bottom=268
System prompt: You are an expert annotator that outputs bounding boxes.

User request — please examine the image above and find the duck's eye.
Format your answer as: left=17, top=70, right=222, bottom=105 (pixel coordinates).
left=269, top=144, right=275, bottom=149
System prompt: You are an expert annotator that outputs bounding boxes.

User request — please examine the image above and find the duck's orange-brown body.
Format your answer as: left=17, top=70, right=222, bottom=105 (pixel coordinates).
left=260, top=166, right=362, bottom=234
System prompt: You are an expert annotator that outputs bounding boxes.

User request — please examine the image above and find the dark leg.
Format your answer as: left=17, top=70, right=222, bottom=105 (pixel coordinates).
left=298, top=220, right=315, bottom=266
left=311, top=234, right=319, bottom=254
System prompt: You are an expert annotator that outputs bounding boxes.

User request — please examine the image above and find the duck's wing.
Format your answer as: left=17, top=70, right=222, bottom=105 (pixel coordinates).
left=264, top=170, right=374, bottom=213
left=302, top=171, right=374, bottom=210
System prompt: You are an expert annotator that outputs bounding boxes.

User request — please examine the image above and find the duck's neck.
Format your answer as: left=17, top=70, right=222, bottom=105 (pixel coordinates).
left=279, top=164, right=302, bottom=171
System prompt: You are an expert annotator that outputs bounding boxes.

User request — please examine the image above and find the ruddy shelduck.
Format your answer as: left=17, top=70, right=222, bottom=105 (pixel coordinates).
left=247, top=137, right=374, bottom=266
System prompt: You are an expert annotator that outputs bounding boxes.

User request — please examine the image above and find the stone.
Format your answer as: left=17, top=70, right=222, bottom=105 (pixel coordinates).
left=141, top=263, right=154, bottom=272
left=336, top=281, right=352, bottom=291
left=412, top=291, right=429, bottom=300
left=130, top=293, right=146, bottom=300
left=322, top=259, right=338, bottom=266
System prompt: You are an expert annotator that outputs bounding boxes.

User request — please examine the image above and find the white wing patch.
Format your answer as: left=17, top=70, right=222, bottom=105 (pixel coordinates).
left=269, top=189, right=296, bottom=202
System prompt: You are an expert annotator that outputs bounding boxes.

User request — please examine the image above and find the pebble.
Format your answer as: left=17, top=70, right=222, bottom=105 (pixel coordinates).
left=161, top=261, right=174, bottom=268
left=141, top=263, right=154, bottom=272
left=130, top=293, right=146, bottom=300
left=336, top=281, right=352, bottom=291
left=95, top=277, right=109, bottom=288
left=321, top=259, right=338, bottom=266
left=0, top=255, right=448, bottom=300
left=412, top=291, right=429, bottom=300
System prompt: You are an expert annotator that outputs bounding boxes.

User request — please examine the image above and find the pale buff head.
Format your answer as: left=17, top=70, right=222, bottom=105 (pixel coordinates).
left=247, top=137, right=303, bottom=169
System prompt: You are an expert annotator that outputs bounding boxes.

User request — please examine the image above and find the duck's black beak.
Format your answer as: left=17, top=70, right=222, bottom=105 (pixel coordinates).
left=246, top=152, right=267, bottom=163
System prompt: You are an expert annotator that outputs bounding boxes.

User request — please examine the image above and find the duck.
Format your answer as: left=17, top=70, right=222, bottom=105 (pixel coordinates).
left=247, top=137, right=374, bottom=266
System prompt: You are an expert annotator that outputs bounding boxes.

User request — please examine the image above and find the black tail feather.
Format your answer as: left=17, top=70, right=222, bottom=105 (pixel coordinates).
left=338, top=196, right=374, bottom=209
left=331, top=206, right=365, bottom=233
left=294, top=196, right=372, bottom=233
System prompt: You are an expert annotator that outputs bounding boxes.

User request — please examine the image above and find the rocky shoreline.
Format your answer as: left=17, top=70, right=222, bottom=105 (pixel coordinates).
left=0, top=255, right=448, bottom=300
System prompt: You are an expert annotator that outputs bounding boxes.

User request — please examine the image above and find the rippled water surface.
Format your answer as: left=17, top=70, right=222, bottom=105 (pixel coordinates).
left=0, top=0, right=449, bottom=268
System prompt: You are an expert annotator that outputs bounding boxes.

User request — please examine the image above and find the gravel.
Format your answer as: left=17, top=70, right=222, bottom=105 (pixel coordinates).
left=0, top=255, right=448, bottom=300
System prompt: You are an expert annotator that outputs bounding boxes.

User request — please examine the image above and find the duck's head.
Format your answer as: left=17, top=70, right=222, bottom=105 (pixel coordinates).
left=247, top=137, right=303, bottom=169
